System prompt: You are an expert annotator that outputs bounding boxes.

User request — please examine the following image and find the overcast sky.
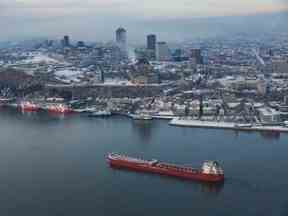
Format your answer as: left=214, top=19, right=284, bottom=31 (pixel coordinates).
left=0, top=0, right=287, bottom=42
left=2, top=0, right=287, bottom=17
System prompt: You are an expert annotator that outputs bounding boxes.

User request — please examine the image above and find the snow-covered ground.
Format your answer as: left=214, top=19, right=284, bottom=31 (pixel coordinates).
left=55, top=69, right=84, bottom=83
left=22, top=53, right=61, bottom=64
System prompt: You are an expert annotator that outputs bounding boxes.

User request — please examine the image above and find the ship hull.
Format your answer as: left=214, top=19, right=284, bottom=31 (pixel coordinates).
left=47, top=109, right=74, bottom=114
left=46, top=105, right=74, bottom=114
left=19, top=104, right=40, bottom=112
left=20, top=107, right=40, bottom=112
left=107, top=157, right=224, bottom=183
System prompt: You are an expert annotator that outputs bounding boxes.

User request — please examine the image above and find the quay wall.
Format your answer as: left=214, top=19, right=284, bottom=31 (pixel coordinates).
left=170, top=118, right=288, bottom=133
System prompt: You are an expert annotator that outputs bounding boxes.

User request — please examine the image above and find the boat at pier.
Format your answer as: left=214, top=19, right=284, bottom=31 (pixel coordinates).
left=0, top=98, right=14, bottom=107
left=73, top=107, right=97, bottom=113
left=234, top=123, right=253, bottom=128
left=152, top=111, right=175, bottom=120
left=131, top=113, right=153, bottom=120
left=46, top=104, right=73, bottom=114
left=107, top=153, right=224, bottom=182
left=19, top=101, right=40, bottom=112
left=88, top=110, right=112, bottom=117
left=170, top=118, right=288, bottom=133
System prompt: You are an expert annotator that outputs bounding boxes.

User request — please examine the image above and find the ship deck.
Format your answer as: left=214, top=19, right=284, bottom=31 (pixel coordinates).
left=108, top=153, right=153, bottom=164
left=109, top=154, right=199, bottom=173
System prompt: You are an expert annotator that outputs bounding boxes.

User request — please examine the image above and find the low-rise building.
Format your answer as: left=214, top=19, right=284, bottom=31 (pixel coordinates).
left=258, top=107, right=281, bottom=124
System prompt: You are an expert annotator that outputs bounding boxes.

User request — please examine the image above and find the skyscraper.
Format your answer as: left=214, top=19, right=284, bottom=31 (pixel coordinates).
left=190, top=49, right=203, bottom=64
left=116, top=27, right=127, bottom=44
left=146, top=34, right=157, bottom=60
left=147, top=34, right=157, bottom=51
left=62, top=35, right=70, bottom=47
left=115, top=27, right=127, bottom=57
left=156, top=42, right=170, bottom=61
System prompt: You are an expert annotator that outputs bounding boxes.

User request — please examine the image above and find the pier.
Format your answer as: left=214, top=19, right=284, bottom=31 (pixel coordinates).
left=169, top=118, right=288, bottom=133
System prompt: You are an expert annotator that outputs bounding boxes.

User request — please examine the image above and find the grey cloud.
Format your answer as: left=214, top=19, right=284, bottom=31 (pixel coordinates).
left=0, top=0, right=133, bottom=9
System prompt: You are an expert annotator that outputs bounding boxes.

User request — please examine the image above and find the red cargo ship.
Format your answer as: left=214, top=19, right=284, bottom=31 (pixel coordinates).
left=19, top=101, right=40, bottom=112
left=107, top=153, right=224, bottom=182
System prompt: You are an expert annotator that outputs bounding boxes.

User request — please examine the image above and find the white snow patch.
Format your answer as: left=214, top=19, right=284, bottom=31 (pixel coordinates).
left=22, top=53, right=60, bottom=64
left=55, top=69, right=84, bottom=83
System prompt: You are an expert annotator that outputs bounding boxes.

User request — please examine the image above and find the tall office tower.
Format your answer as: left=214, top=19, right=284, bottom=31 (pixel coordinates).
left=147, top=34, right=157, bottom=50
left=156, top=42, right=170, bottom=61
left=147, top=34, right=157, bottom=60
left=116, top=27, right=127, bottom=44
left=116, top=27, right=127, bottom=57
left=190, top=49, right=203, bottom=64
left=62, top=35, right=70, bottom=47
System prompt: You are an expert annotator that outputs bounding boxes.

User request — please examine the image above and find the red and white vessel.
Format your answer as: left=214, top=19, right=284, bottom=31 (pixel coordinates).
left=107, top=153, right=224, bottom=182
left=46, top=104, right=73, bottom=114
left=19, top=101, right=40, bottom=112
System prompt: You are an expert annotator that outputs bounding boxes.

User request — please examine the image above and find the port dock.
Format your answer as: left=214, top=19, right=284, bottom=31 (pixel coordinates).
left=170, top=118, right=288, bottom=133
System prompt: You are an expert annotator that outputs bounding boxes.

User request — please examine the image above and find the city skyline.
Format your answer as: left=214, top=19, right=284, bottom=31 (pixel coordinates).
left=0, top=0, right=287, bottom=42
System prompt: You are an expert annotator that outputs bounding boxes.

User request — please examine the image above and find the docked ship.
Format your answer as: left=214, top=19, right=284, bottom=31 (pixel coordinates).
left=46, top=104, right=73, bottom=114
left=234, top=123, right=253, bottom=129
left=19, top=101, right=40, bottom=112
left=88, top=110, right=112, bottom=117
left=107, top=153, right=224, bottom=182
left=0, top=98, right=14, bottom=107
left=152, top=111, right=175, bottom=120
left=131, top=113, right=153, bottom=120
left=73, top=107, right=97, bottom=113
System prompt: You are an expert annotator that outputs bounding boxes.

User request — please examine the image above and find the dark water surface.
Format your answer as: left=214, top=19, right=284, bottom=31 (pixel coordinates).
left=0, top=109, right=287, bottom=216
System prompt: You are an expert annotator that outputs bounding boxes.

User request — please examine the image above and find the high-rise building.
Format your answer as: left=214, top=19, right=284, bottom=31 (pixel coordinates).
left=62, top=35, right=70, bottom=47
left=116, top=27, right=126, bottom=44
left=77, top=41, right=85, bottom=47
left=172, top=49, right=188, bottom=62
left=190, top=49, right=203, bottom=64
left=146, top=34, right=157, bottom=60
left=156, top=42, right=170, bottom=61
left=147, top=34, right=157, bottom=50
left=115, top=27, right=127, bottom=58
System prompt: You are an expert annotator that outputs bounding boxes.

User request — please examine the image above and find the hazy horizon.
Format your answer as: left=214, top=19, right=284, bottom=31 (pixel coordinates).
left=0, top=0, right=287, bottom=43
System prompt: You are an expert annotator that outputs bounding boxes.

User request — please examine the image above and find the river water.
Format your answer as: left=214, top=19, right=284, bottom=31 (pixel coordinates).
left=0, top=109, right=287, bottom=216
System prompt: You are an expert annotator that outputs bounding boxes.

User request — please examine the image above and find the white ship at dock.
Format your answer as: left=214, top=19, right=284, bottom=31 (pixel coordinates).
left=169, top=117, right=288, bottom=133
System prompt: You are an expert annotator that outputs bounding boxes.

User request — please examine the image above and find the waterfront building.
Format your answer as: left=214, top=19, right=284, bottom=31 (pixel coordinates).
left=258, top=108, right=281, bottom=125
left=156, top=42, right=170, bottom=61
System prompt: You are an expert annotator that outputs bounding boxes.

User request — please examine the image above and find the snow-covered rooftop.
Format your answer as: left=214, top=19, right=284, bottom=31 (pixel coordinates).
left=22, top=53, right=61, bottom=64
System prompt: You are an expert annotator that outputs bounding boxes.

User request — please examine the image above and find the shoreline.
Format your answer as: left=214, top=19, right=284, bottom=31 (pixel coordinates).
left=169, top=118, right=288, bottom=133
